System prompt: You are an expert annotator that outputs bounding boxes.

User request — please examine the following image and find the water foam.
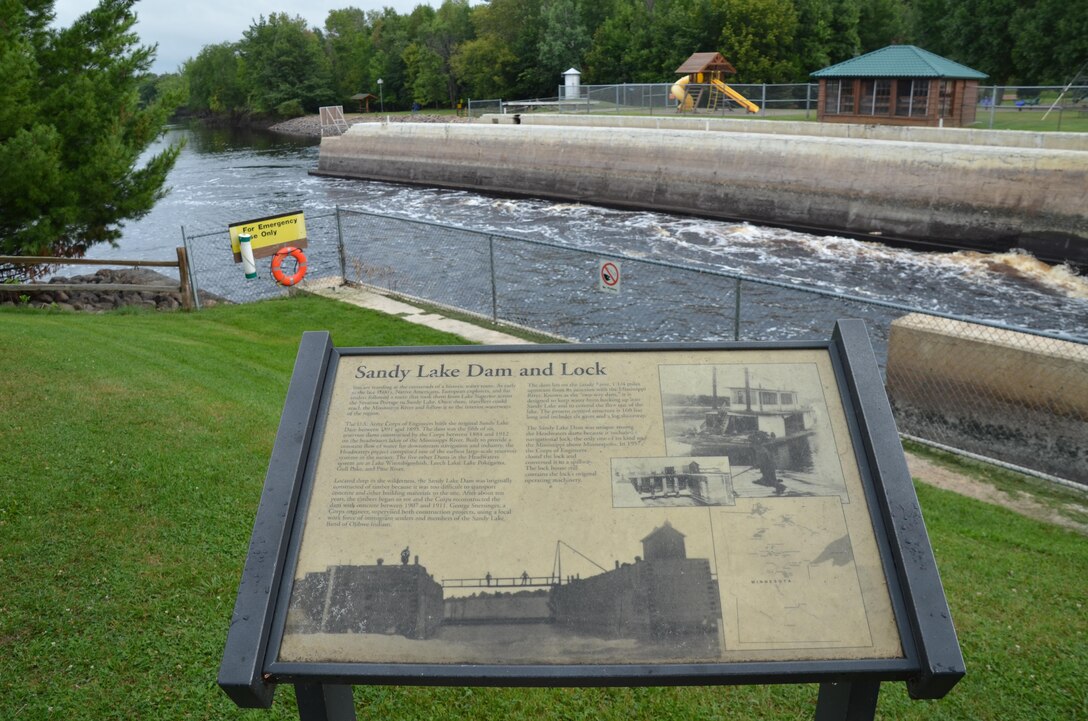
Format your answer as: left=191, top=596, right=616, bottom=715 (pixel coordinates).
left=946, top=250, right=1088, bottom=299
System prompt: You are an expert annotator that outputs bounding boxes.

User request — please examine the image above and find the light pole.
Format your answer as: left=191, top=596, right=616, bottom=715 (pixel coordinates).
left=377, top=78, right=384, bottom=113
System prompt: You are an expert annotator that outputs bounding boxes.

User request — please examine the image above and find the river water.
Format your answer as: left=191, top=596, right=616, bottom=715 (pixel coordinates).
left=86, top=124, right=1087, bottom=341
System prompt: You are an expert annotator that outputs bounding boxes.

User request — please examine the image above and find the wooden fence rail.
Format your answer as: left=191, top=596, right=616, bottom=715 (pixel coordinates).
left=0, top=247, right=194, bottom=310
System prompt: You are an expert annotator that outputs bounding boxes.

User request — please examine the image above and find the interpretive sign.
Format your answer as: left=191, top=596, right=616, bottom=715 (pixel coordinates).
left=228, top=211, right=308, bottom=262
left=219, top=323, right=964, bottom=721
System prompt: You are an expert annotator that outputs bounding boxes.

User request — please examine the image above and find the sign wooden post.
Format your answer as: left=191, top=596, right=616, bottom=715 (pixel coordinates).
left=219, top=321, right=964, bottom=721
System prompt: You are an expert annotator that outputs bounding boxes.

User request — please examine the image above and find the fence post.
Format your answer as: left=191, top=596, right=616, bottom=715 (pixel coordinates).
left=761, top=84, right=767, bottom=115
left=806, top=83, right=812, bottom=120
left=489, top=235, right=498, bottom=322
left=734, top=278, right=742, bottom=341
left=989, top=86, right=998, bottom=129
left=180, top=225, right=202, bottom=311
left=176, top=246, right=194, bottom=311
left=335, top=205, right=347, bottom=284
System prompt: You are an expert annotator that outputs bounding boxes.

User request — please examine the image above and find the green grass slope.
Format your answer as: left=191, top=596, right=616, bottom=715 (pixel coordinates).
left=1, top=297, right=1084, bottom=720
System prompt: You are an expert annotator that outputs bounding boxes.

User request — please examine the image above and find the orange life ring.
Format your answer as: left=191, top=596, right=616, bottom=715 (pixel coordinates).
left=271, top=246, right=308, bottom=286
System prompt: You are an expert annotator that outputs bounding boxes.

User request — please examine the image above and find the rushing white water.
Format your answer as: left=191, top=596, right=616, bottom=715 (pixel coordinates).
left=85, top=125, right=1087, bottom=340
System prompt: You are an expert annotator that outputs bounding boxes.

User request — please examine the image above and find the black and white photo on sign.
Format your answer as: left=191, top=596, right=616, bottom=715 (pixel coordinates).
left=658, top=363, right=849, bottom=500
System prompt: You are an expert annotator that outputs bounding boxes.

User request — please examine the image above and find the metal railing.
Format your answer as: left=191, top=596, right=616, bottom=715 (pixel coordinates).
left=179, top=207, right=1087, bottom=486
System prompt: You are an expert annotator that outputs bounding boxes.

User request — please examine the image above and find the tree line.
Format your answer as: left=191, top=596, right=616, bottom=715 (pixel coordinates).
left=180, top=0, right=1088, bottom=117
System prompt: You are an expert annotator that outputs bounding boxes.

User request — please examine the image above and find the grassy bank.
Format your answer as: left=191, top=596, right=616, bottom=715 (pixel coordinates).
left=2, top=297, right=1085, bottom=720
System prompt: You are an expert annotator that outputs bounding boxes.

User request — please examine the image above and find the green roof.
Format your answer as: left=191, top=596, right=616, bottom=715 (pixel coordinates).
left=811, top=45, right=988, bottom=79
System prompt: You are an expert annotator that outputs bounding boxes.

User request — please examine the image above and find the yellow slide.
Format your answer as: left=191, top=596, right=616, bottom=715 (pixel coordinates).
left=670, top=75, right=695, bottom=111
left=669, top=75, right=760, bottom=113
left=711, top=78, right=760, bottom=113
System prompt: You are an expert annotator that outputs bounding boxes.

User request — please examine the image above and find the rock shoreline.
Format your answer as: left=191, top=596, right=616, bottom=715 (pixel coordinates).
left=1, top=268, right=221, bottom=313
left=269, top=112, right=472, bottom=138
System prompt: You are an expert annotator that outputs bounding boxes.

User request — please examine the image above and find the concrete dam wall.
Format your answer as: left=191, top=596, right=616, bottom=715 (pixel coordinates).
left=314, top=121, right=1088, bottom=265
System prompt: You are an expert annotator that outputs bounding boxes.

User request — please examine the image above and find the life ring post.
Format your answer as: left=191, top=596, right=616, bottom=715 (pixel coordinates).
left=239, top=234, right=257, bottom=279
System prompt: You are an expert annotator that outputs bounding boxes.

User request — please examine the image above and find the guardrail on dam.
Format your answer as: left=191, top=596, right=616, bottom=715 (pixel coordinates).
left=314, top=121, right=1088, bottom=266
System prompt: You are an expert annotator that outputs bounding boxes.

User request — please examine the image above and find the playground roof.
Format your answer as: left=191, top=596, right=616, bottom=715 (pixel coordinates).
left=676, top=52, right=737, bottom=76
left=811, top=45, right=987, bottom=79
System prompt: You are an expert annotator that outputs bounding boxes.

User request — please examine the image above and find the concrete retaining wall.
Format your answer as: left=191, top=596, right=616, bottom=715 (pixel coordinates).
left=316, top=122, right=1088, bottom=264
left=886, top=313, right=1088, bottom=484
left=480, top=113, right=1088, bottom=152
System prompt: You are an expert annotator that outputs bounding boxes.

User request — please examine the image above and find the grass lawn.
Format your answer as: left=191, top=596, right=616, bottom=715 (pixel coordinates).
left=2, top=296, right=1085, bottom=720
left=762, top=110, right=1088, bottom=132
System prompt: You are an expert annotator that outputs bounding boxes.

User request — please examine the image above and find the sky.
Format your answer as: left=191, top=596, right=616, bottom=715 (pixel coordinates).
left=52, top=0, right=438, bottom=74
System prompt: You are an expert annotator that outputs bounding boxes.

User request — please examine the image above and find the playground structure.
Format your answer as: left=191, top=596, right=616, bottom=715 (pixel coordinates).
left=671, top=52, right=760, bottom=114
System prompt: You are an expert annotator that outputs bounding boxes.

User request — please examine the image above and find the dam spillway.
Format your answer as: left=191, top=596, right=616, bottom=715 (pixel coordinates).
left=313, top=119, right=1088, bottom=265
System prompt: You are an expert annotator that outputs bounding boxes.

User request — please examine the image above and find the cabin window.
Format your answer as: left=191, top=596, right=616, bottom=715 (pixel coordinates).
left=824, top=80, right=854, bottom=114
left=734, top=390, right=748, bottom=404
left=861, top=80, right=891, bottom=115
left=912, top=81, right=931, bottom=116
left=779, top=392, right=794, bottom=405
left=760, top=391, right=778, bottom=405
left=824, top=81, right=840, bottom=113
left=896, top=80, right=931, bottom=117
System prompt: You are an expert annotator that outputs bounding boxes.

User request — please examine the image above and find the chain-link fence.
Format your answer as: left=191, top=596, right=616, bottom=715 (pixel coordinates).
left=181, top=207, right=1087, bottom=486
left=180, top=211, right=345, bottom=308
left=976, top=84, right=1088, bottom=131
left=521, top=83, right=817, bottom=116
left=467, top=99, right=503, bottom=119
left=886, top=314, right=1087, bottom=485
left=476, top=82, right=1088, bottom=129
left=592, top=82, right=816, bottom=115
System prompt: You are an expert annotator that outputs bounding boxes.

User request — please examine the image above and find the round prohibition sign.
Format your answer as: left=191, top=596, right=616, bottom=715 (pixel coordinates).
left=600, top=261, right=620, bottom=287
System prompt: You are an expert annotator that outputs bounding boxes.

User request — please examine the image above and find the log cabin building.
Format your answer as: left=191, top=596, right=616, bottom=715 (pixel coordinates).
left=811, top=45, right=987, bottom=127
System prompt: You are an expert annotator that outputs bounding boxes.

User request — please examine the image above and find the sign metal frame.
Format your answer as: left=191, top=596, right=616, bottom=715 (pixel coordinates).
left=218, top=321, right=964, bottom=720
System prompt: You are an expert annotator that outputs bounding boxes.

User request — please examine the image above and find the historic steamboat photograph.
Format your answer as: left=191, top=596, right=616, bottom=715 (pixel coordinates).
left=659, top=363, right=850, bottom=500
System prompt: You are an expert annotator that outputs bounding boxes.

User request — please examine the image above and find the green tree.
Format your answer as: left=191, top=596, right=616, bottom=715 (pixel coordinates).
left=138, top=72, right=187, bottom=110
left=538, top=0, right=592, bottom=83
left=0, top=0, right=181, bottom=258
left=586, top=0, right=730, bottom=85
left=451, top=34, right=519, bottom=99
left=942, top=0, right=1021, bottom=82
left=402, top=41, right=448, bottom=106
left=856, top=0, right=906, bottom=52
left=792, top=0, right=835, bottom=72
left=324, top=8, right=377, bottom=104
left=1011, top=0, right=1088, bottom=84
left=183, top=42, right=245, bottom=115
left=369, top=7, right=420, bottom=109
left=826, top=0, right=862, bottom=63
left=720, top=0, right=801, bottom=82
left=426, top=0, right=474, bottom=104
left=468, top=0, right=552, bottom=97
left=239, top=13, right=335, bottom=114
left=905, top=0, right=953, bottom=56
left=584, top=0, right=654, bottom=83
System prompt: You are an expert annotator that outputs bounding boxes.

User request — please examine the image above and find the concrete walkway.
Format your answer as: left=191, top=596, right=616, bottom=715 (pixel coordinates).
left=309, top=285, right=533, bottom=345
